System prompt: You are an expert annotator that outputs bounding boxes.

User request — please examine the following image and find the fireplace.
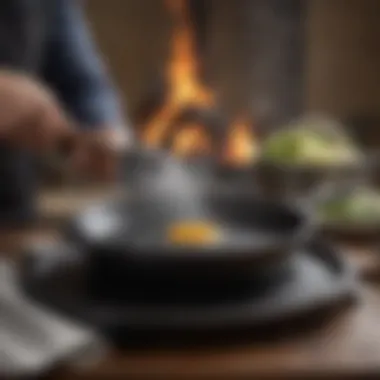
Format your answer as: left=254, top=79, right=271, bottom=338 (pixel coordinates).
left=86, top=0, right=306, bottom=165
left=138, top=0, right=306, bottom=164
left=84, top=0, right=380, bottom=154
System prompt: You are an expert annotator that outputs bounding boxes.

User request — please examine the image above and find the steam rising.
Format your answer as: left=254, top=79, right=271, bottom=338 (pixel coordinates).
left=135, top=154, right=209, bottom=220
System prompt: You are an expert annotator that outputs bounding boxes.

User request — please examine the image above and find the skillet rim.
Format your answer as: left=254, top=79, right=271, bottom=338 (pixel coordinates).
left=65, top=190, right=314, bottom=263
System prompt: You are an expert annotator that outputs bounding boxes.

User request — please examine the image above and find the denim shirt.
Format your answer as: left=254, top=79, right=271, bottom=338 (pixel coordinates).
left=42, top=0, right=126, bottom=130
left=0, top=0, right=127, bottom=224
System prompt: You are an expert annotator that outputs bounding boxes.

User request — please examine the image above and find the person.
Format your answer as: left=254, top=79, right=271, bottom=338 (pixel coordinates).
left=0, top=0, right=132, bottom=224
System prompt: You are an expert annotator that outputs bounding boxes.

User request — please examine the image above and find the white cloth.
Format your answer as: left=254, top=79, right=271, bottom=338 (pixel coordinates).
left=0, top=260, right=106, bottom=378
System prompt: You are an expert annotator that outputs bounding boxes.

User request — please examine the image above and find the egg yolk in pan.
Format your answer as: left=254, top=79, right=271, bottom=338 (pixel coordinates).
left=167, top=221, right=221, bottom=245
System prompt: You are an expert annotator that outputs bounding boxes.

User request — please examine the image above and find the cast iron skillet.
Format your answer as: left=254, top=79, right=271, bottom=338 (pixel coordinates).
left=66, top=191, right=311, bottom=259
left=64, top=179, right=313, bottom=295
left=59, top=143, right=312, bottom=286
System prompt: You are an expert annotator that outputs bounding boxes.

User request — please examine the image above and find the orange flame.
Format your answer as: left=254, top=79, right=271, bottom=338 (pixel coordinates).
left=224, top=120, right=258, bottom=165
left=142, top=0, right=257, bottom=165
left=172, top=123, right=212, bottom=157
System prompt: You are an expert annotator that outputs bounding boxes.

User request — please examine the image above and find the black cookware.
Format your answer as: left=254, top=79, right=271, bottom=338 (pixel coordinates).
left=20, top=237, right=357, bottom=347
left=59, top=143, right=314, bottom=297
left=63, top=187, right=312, bottom=292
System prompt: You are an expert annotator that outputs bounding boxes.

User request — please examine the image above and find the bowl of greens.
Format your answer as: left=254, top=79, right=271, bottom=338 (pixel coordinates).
left=318, top=187, right=380, bottom=241
left=255, top=116, right=366, bottom=199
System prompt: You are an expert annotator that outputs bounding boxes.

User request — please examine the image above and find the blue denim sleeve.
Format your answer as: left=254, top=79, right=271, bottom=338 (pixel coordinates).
left=42, top=0, right=126, bottom=130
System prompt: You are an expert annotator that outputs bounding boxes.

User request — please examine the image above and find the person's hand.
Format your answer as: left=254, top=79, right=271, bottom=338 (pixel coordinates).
left=0, top=70, right=70, bottom=151
left=0, top=70, right=133, bottom=181
left=70, top=127, right=132, bottom=181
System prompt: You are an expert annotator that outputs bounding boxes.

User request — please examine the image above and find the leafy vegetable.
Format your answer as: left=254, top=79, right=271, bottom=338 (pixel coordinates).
left=320, top=190, right=380, bottom=223
left=261, top=118, right=361, bottom=166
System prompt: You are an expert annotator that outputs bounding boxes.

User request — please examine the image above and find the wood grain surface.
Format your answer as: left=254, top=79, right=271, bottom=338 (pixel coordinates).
left=54, top=288, right=380, bottom=380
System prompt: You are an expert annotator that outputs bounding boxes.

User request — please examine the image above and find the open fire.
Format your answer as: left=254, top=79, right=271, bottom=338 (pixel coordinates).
left=141, top=0, right=258, bottom=166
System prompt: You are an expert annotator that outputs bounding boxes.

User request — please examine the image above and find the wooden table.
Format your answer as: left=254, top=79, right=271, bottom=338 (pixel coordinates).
left=3, top=187, right=380, bottom=380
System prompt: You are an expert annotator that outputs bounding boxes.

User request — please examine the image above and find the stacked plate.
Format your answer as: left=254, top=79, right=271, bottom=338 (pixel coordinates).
left=20, top=189, right=358, bottom=347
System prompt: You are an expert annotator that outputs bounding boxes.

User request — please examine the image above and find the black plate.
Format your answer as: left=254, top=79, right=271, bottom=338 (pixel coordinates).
left=20, top=238, right=357, bottom=346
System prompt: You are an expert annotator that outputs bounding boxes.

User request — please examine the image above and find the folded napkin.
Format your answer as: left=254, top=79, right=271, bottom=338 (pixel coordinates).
left=0, top=260, right=107, bottom=378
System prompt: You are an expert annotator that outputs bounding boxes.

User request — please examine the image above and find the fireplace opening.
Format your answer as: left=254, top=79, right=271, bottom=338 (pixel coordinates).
left=107, top=0, right=307, bottom=170
left=136, top=0, right=258, bottom=167
left=161, top=106, right=226, bottom=156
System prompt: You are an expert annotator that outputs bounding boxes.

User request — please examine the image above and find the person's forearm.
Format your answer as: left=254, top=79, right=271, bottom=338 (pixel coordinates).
left=43, top=0, right=128, bottom=131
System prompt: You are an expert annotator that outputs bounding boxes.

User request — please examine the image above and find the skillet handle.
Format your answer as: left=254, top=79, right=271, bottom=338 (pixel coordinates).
left=58, top=128, right=137, bottom=157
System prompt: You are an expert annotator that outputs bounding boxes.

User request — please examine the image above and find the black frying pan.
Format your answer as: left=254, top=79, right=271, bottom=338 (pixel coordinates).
left=60, top=136, right=311, bottom=264
left=64, top=185, right=313, bottom=299
left=56, top=139, right=314, bottom=302
left=66, top=144, right=312, bottom=259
